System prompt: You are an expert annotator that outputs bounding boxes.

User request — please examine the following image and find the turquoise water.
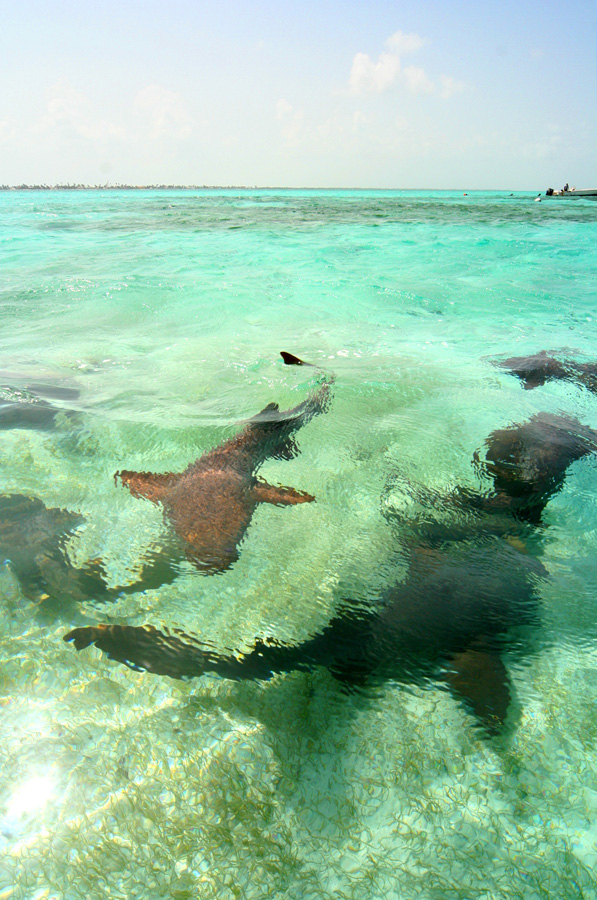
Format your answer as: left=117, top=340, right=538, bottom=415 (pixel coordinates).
left=1, top=189, right=597, bottom=898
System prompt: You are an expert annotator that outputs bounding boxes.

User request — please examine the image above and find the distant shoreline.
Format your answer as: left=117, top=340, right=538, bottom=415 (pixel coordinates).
left=0, top=184, right=524, bottom=192
left=0, top=184, right=260, bottom=191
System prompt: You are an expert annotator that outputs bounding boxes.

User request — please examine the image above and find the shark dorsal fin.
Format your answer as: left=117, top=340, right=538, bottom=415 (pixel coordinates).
left=280, top=351, right=316, bottom=367
left=247, top=402, right=281, bottom=424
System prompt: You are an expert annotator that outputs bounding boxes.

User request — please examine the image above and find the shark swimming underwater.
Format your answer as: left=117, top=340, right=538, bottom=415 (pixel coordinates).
left=0, top=493, right=181, bottom=620
left=0, top=494, right=87, bottom=606
left=65, top=411, right=597, bottom=733
left=63, top=535, right=544, bottom=733
left=0, top=378, right=80, bottom=431
left=115, top=353, right=333, bottom=573
left=461, top=412, right=597, bottom=525
left=495, top=351, right=597, bottom=393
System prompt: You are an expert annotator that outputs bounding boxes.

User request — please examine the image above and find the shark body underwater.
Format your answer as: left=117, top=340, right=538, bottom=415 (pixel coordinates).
left=115, top=352, right=332, bottom=573
left=0, top=378, right=80, bottom=431
left=0, top=494, right=181, bottom=620
left=495, top=350, right=597, bottom=393
left=65, top=411, right=597, bottom=734
left=0, top=353, right=330, bottom=615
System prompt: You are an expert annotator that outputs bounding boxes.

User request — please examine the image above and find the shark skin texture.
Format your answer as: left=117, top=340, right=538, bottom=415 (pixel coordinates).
left=65, top=537, right=544, bottom=735
left=464, top=412, right=597, bottom=525
left=0, top=355, right=332, bottom=618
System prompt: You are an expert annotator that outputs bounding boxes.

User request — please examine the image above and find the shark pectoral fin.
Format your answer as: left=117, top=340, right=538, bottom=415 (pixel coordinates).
left=115, top=470, right=179, bottom=503
left=443, top=648, right=512, bottom=734
left=253, top=481, right=315, bottom=506
left=113, top=541, right=183, bottom=596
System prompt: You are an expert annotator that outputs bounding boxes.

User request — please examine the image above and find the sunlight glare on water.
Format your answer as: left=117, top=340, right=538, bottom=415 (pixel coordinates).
left=1, top=189, right=597, bottom=899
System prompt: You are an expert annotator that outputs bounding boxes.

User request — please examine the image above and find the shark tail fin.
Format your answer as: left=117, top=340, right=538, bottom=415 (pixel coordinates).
left=115, top=470, right=179, bottom=504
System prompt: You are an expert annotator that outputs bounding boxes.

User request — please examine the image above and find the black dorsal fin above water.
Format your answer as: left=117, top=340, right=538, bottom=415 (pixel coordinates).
left=280, top=351, right=314, bottom=367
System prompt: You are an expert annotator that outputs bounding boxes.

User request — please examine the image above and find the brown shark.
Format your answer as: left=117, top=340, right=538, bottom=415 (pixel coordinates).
left=115, top=353, right=332, bottom=573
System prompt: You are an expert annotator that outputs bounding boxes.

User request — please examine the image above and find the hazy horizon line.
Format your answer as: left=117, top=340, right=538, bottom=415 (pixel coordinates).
left=1, top=183, right=534, bottom=193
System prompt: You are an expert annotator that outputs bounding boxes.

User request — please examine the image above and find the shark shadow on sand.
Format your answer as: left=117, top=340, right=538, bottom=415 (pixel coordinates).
left=114, top=352, right=333, bottom=573
left=65, top=412, right=597, bottom=735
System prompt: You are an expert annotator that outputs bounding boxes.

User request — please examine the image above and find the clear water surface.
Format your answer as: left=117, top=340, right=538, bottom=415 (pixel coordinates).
left=1, top=189, right=597, bottom=899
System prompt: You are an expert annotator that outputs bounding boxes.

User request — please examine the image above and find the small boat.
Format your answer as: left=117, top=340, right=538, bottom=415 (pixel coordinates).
left=545, top=185, right=597, bottom=199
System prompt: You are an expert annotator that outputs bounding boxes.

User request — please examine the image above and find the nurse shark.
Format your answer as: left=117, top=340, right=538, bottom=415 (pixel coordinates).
left=115, top=353, right=332, bottom=573
left=65, top=412, right=597, bottom=733
left=0, top=379, right=79, bottom=431
left=495, top=351, right=597, bottom=393
left=0, top=494, right=179, bottom=620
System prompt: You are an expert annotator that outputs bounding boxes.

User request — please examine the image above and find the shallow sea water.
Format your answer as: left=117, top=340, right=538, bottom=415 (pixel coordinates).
left=1, top=189, right=597, bottom=899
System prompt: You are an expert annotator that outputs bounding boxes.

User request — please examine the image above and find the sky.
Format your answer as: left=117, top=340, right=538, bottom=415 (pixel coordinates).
left=1, top=0, right=595, bottom=189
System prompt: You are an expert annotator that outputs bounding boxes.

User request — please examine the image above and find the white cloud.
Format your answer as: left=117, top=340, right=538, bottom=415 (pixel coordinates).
left=349, top=50, right=402, bottom=94
left=349, top=30, right=425, bottom=94
left=352, top=111, right=368, bottom=132
left=438, top=75, right=465, bottom=99
left=276, top=99, right=293, bottom=119
left=134, top=85, right=193, bottom=139
left=45, top=80, right=87, bottom=123
left=348, top=30, right=465, bottom=100
left=39, top=79, right=124, bottom=141
left=385, top=30, right=426, bottom=55
left=403, top=66, right=435, bottom=94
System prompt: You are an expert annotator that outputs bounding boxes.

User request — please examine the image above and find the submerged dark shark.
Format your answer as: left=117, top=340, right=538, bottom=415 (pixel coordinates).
left=0, top=379, right=79, bottom=431
left=495, top=351, right=597, bottom=393
left=0, top=494, right=180, bottom=619
left=461, top=412, right=597, bottom=525
left=64, top=536, right=544, bottom=732
left=65, top=411, right=597, bottom=733
left=115, top=353, right=332, bottom=573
